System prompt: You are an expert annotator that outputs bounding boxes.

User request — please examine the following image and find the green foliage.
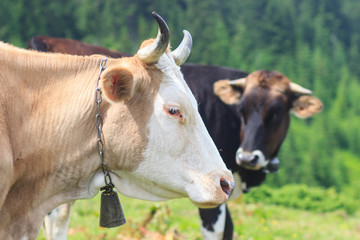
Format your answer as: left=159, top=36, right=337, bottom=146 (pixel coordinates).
left=0, top=0, right=359, bottom=192
left=244, top=184, right=359, bottom=215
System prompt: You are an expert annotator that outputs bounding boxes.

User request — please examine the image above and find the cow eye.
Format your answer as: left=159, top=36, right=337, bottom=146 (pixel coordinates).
left=164, top=105, right=184, bottom=123
left=271, top=113, right=278, bottom=121
left=266, top=109, right=282, bottom=124
left=167, top=106, right=179, bottom=115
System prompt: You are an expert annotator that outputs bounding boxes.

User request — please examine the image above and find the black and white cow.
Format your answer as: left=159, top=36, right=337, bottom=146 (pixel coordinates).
left=28, top=37, right=323, bottom=240
left=182, top=64, right=322, bottom=239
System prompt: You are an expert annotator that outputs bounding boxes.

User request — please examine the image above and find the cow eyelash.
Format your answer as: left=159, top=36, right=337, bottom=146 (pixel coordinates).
left=167, top=106, right=180, bottom=115
left=164, top=105, right=184, bottom=122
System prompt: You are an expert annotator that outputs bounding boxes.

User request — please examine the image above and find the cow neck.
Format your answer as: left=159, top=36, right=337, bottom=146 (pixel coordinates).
left=95, top=58, right=126, bottom=228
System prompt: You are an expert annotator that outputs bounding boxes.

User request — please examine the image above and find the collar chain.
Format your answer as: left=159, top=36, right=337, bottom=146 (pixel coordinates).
left=94, top=58, right=113, bottom=191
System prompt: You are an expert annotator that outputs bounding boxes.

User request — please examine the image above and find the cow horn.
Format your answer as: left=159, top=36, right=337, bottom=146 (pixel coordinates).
left=137, top=12, right=170, bottom=64
left=290, top=82, right=313, bottom=95
left=229, top=78, right=247, bottom=87
left=171, top=30, right=192, bottom=66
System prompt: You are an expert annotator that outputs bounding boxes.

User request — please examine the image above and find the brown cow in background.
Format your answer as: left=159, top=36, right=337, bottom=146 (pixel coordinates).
left=27, top=35, right=131, bottom=58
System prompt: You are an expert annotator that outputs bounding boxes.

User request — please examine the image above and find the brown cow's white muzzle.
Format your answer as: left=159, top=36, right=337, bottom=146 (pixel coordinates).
left=236, top=148, right=268, bottom=170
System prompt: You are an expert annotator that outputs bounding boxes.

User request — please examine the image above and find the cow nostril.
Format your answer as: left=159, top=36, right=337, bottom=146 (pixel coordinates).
left=220, top=178, right=233, bottom=196
left=220, top=178, right=229, bottom=188
left=250, top=155, right=259, bottom=165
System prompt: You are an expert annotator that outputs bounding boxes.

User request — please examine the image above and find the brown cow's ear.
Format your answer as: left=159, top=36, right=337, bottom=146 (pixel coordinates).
left=213, top=80, right=242, bottom=105
left=291, top=95, right=323, bottom=118
left=101, top=67, right=134, bottom=102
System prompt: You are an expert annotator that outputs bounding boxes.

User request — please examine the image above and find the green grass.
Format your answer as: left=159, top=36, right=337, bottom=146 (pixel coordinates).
left=37, top=193, right=360, bottom=240
left=228, top=199, right=360, bottom=240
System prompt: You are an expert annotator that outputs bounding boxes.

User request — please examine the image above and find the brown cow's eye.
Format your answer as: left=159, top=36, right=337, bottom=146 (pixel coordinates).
left=266, top=109, right=282, bottom=125
left=272, top=113, right=278, bottom=121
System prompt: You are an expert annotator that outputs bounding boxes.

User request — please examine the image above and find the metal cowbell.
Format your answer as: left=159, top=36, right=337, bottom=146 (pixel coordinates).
left=99, top=189, right=126, bottom=228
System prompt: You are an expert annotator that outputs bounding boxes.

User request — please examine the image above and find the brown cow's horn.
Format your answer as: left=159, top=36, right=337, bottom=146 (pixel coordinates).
left=137, top=12, right=170, bottom=64
left=171, top=30, right=192, bottom=66
left=290, top=82, right=313, bottom=95
left=229, top=78, right=247, bottom=87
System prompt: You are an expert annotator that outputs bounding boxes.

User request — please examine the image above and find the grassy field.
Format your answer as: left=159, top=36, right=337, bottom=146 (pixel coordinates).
left=36, top=193, right=360, bottom=240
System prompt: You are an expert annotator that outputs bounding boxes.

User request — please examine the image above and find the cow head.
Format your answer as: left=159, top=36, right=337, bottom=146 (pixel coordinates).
left=91, top=13, right=233, bottom=208
left=214, top=70, right=322, bottom=172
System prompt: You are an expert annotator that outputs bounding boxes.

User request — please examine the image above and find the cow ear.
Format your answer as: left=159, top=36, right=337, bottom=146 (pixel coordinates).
left=291, top=95, right=323, bottom=118
left=213, top=80, right=242, bottom=105
left=101, top=67, right=134, bottom=102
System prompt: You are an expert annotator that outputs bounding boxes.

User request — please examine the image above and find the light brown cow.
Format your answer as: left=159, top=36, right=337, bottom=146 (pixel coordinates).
left=0, top=13, right=234, bottom=240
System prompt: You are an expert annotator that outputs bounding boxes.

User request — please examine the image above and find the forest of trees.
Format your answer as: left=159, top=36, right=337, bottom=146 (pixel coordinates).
left=1, top=0, right=359, bottom=197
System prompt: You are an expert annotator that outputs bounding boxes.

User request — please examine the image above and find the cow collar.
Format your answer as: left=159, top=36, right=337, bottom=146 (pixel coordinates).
left=95, top=58, right=126, bottom=228
left=95, top=58, right=113, bottom=189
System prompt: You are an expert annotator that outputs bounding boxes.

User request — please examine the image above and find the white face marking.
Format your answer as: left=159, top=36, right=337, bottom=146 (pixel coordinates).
left=109, top=53, right=233, bottom=207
